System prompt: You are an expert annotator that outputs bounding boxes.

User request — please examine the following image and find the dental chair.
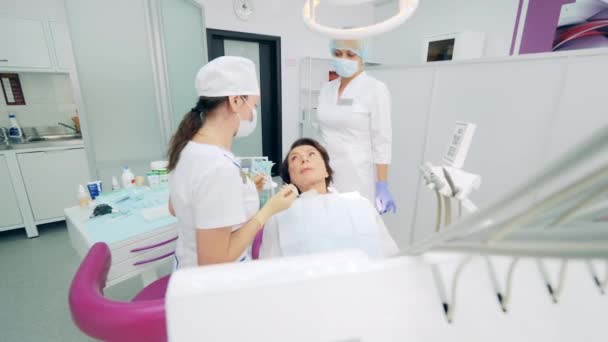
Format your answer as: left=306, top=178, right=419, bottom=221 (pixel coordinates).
left=68, top=242, right=170, bottom=342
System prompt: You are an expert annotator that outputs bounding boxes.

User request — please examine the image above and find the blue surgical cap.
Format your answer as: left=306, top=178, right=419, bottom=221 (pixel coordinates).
left=329, top=39, right=370, bottom=62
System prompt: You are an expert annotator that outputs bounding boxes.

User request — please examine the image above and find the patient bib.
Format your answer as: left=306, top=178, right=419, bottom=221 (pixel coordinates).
left=277, top=191, right=385, bottom=258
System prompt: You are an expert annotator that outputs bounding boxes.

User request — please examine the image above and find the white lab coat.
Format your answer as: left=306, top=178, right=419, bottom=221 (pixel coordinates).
left=259, top=189, right=399, bottom=259
left=169, top=142, right=259, bottom=268
left=317, top=71, right=392, bottom=203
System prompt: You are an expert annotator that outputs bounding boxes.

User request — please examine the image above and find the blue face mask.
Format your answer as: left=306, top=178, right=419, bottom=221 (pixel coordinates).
left=332, top=58, right=359, bottom=78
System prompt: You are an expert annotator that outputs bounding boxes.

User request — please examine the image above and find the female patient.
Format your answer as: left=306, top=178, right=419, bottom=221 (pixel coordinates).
left=260, top=138, right=398, bottom=259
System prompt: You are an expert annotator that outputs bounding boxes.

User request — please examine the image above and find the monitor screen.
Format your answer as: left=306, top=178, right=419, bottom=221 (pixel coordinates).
left=427, top=38, right=455, bottom=62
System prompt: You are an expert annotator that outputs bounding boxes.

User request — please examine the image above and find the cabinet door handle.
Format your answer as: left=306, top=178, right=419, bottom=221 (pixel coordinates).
left=130, top=236, right=178, bottom=253
left=0, top=59, right=8, bottom=62
left=133, top=251, right=175, bottom=266
left=42, top=148, right=82, bottom=154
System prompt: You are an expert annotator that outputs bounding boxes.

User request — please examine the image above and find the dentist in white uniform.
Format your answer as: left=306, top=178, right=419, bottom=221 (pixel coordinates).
left=317, top=39, right=396, bottom=214
left=167, top=56, right=297, bottom=268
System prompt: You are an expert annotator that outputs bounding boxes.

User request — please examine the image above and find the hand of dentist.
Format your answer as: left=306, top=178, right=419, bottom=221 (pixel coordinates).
left=375, top=181, right=397, bottom=215
left=254, top=184, right=298, bottom=226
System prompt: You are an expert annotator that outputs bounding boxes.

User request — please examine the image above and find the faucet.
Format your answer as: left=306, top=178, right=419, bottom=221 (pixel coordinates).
left=58, top=122, right=79, bottom=133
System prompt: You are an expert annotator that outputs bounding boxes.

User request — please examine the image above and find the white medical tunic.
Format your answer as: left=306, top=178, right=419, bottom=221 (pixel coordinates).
left=317, top=71, right=392, bottom=203
left=259, top=189, right=398, bottom=259
left=169, top=142, right=259, bottom=268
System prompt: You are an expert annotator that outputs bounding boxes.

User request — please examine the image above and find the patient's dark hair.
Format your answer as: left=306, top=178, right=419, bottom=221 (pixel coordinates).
left=280, top=138, right=333, bottom=189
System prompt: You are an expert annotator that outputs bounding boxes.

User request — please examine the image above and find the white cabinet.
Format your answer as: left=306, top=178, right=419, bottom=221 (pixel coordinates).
left=0, top=155, right=23, bottom=229
left=49, top=21, right=74, bottom=71
left=0, top=17, right=53, bottom=70
left=17, top=148, right=89, bottom=222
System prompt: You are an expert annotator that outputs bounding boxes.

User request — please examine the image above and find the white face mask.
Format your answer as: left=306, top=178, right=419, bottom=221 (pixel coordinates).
left=235, top=97, right=258, bottom=138
left=332, top=58, right=359, bottom=78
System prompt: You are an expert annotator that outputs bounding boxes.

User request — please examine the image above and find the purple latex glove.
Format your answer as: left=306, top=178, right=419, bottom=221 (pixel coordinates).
left=375, top=181, right=397, bottom=214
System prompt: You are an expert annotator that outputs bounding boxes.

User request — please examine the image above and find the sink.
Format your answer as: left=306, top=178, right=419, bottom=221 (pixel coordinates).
left=11, top=139, right=84, bottom=150
left=0, top=126, right=82, bottom=150
left=22, top=126, right=82, bottom=142
left=25, top=134, right=82, bottom=142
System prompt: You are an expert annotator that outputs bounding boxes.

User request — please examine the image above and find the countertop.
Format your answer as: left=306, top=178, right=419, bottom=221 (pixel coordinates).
left=0, top=139, right=84, bottom=154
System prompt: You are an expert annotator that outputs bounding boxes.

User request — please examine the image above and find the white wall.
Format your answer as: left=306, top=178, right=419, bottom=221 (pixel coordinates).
left=0, top=0, right=66, bottom=21
left=196, top=0, right=375, bottom=155
left=372, top=0, right=521, bottom=65
left=0, top=73, right=77, bottom=128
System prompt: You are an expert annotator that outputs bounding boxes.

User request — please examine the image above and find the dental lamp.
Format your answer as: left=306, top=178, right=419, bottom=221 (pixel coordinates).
left=302, top=0, right=419, bottom=39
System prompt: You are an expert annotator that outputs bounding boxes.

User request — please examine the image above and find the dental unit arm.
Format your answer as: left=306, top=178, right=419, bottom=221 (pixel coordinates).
left=420, top=122, right=480, bottom=230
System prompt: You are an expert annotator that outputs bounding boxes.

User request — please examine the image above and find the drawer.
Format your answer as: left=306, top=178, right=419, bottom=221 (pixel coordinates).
left=110, top=228, right=178, bottom=264
left=108, top=240, right=177, bottom=282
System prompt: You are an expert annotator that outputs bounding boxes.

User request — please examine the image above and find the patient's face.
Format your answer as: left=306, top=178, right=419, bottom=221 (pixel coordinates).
left=287, top=145, right=329, bottom=191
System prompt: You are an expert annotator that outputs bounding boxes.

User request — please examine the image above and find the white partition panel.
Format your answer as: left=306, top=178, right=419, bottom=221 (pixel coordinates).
left=367, top=67, right=436, bottom=247
left=409, top=59, right=567, bottom=244
left=548, top=54, right=608, bottom=156
left=539, top=53, right=608, bottom=198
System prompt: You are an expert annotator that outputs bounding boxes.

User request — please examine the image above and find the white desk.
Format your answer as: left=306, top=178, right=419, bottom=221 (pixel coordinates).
left=65, top=187, right=177, bottom=287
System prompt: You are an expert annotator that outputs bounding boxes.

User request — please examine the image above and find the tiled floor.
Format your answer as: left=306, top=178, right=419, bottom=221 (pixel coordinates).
left=0, top=222, right=145, bottom=342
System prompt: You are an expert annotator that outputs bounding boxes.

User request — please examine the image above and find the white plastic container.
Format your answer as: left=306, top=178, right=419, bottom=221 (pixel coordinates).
left=147, top=172, right=160, bottom=188
left=151, top=161, right=169, bottom=184
left=122, top=167, right=135, bottom=189
left=8, top=113, right=23, bottom=139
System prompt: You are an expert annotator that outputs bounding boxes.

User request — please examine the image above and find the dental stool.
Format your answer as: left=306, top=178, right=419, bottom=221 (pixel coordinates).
left=68, top=242, right=170, bottom=342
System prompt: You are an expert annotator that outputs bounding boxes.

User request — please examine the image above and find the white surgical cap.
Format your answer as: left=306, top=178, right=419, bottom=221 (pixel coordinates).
left=195, top=56, right=260, bottom=97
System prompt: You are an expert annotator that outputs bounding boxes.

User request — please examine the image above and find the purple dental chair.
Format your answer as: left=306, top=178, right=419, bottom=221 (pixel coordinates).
left=68, top=242, right=170, bottom=342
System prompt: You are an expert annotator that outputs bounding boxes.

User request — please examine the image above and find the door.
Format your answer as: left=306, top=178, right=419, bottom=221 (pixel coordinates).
left=0, top=155, right=23, bottom=228
left=223, top=39, right=263, bottom=158
left=159, top=0, right=208, bottom=130
left=65, top=0, right=166, bottom=185
left=207, top=29, right=282, bottom=174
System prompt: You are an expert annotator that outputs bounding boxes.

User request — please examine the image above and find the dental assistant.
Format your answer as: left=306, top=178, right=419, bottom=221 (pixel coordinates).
left=167, top=56, right=297, bottom=268
left=316, top=39, right=396, bottom=214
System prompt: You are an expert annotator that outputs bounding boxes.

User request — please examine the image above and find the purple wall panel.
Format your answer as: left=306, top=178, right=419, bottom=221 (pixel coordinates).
left=518, top=0, right=575, bottom=54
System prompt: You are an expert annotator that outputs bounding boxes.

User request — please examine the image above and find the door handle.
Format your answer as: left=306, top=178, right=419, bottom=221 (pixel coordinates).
left=0, top=59, right=8, bottom=62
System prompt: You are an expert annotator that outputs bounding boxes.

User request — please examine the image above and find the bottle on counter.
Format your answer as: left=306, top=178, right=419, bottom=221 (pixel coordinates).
left=78, top=184, right=90, bottom=207
left=8, top=113, right=23, bottom=140
left=111, top=176, right=121, bottom=191
left=122, top=167, right=135, bottom=189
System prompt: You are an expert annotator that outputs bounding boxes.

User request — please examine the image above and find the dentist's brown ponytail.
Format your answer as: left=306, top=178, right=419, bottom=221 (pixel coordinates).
left=167, top=96, right=227, bottom=171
